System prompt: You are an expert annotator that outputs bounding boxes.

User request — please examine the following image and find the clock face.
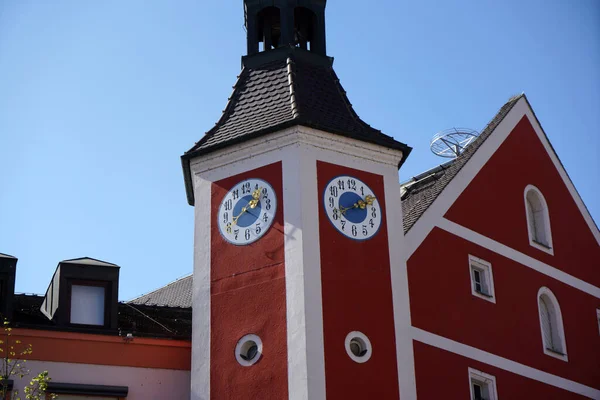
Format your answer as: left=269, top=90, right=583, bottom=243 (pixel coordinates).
left=323, top=175, right=382, bottom=240
left=218, top=178, right=277, bottom=245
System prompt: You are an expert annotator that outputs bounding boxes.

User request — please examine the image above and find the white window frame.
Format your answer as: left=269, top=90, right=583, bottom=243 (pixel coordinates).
left=537, top=287, right=568, bottom=362
left=524, top=185, right=554, bottom=255
left=70, top=284, right=106, bottom=326
left=468, top=255, right=496, bottom=303
left=468, top=368, right=498, bottom=400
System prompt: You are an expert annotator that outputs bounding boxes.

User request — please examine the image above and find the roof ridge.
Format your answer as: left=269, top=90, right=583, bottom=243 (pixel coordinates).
left=60, top=256, right=119, bottom=267
left=286, top=56, right=300, bottom=119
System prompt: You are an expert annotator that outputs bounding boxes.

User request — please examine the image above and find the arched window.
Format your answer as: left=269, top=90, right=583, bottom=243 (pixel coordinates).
left=524, top=185, right=553, bottom=254
left=537, top=287, right=567, bottom=361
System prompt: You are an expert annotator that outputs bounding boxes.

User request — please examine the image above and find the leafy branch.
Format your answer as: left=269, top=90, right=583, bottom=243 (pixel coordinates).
left=0, top=320, right=56, bottom=400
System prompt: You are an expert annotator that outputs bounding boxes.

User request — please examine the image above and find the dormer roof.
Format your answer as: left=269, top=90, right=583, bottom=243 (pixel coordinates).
left=60, top=257, right=119, bottom=267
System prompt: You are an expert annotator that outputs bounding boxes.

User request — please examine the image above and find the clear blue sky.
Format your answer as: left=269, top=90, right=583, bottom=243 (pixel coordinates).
left=1, top=0, right=598, bottom=300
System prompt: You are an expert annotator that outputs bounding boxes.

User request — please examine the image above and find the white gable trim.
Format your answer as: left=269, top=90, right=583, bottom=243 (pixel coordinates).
left=405, top=96, right=600, bottom=260
left=523, top=103, right=600, bottom=246
left=405, top=97, right=529, bottom=258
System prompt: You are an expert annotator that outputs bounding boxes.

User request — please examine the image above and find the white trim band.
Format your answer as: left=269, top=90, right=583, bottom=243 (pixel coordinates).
left=412, top=327, right=600, bottom=399
left=438, top=218, right=600, bottom=299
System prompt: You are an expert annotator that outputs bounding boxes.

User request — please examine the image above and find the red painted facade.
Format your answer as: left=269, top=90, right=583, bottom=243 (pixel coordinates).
left=210, top=162, right=288, bottom=400
left=409, top=228, right=600, bottom=389
left=316, top=161, right=400, bottom=399
left=414, top=341, right=588, bottom=399
left=445, top=116, right=600, bottom=287
left=408, top=111, right=600, bottom=398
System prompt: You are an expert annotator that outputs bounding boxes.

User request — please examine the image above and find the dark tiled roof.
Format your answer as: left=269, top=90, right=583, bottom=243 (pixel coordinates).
left=401, top=94, right=524, bottom=233
left=12, top=294, right=192, bottom=339
left=129, top=275, right=192, bottom=308
left=185, top=48, right=409, bottom=157
left=182, top=47, right=411, bottom=205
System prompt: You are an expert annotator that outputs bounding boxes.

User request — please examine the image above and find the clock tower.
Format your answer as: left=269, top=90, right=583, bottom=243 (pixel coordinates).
left=181, top=2, right=415, bottom=399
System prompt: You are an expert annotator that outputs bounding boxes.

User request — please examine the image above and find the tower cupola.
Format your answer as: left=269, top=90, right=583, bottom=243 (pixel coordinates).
left=244, top=0, right=327, bottom=56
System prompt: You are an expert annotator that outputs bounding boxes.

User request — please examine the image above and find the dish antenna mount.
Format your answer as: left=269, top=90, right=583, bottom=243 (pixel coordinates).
left=430, top=128, right=479, bottom=158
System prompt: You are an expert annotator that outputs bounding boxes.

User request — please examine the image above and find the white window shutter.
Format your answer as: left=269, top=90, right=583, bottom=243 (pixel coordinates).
left=539, top=297, right=553, bottom=349
left=480, top=270, right=488, bottom=295
left=533, top=209, right=547, bottom=246
left=527, top=198, right=537, bottom=241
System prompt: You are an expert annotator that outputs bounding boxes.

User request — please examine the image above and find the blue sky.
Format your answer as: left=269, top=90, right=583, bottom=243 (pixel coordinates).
left=0, top=0, right=598, bottom=300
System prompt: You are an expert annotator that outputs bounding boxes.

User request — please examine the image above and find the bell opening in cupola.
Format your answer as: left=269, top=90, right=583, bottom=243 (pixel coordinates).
left=244, top=0, right=327, bottom=56
left=294, top=7, right=316, bottom=51
left=257, top=6, right=282, bottom=51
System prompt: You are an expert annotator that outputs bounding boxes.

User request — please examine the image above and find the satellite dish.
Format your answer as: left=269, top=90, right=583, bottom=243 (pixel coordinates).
left=430, top=128, right=479, bottom=158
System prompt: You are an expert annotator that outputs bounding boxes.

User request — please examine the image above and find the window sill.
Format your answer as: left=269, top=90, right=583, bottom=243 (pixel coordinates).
left=530, top=239, right=554, bottom=255
left=544, top=347, right=568, bottom=362
left=532, top=240, right=551, bottom=250
left=545, top=348, right=566, bottom=357
left=471, top=291, right=496, bottom=304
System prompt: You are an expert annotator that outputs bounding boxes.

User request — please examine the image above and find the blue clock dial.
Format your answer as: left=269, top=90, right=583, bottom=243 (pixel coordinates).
left=338, top=192, right=368, bottom=224
left=218, top=178, right=277, bottom=245
left=323, top=175, right=381, bottom=240
left=232, top=195, right=262, bottom=228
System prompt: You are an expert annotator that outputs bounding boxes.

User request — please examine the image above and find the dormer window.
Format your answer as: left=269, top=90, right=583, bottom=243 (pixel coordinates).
left=40, top=257, right=120, bottom=330
left=69, top=282, right=107, bottom=326
left=524, top=185, right=553, bottom=254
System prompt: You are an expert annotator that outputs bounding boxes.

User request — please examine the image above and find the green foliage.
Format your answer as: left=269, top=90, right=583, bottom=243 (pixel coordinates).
left=0, top=320, right=56, bottom=400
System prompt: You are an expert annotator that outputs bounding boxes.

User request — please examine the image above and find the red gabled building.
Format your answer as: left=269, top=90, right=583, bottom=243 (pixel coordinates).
left=403, top=94, right=600, bottom=399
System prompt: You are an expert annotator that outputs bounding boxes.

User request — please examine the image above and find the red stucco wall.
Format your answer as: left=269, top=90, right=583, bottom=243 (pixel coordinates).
left=408, top=228, right=600, bottom=389
left=317, top=161, right=400, bottom=399
left=210, top=162, right=288, bottom=400
left=445, top=115, right=600, bottom=287
left=414, top=341, right=587, bottom=399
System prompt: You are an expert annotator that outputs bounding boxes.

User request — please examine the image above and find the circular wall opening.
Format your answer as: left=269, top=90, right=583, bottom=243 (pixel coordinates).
left=345, top=331, right=372, bottom=363
left=235, top=334, right=263, bottom=367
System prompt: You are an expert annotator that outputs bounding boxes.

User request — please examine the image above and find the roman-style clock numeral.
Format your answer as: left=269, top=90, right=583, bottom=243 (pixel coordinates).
left=323, top=175, right=382, bottom=240
left=218, top=178, right=277, bottom=245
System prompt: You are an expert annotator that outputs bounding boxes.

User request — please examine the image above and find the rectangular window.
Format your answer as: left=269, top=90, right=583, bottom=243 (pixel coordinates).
left=46, top=382, right=127, bottom=399
left=469, top=368, right=498, bottom=400
left=70, top=284, right=106, bottom=326
left=468, top=255, right=496, bottom=303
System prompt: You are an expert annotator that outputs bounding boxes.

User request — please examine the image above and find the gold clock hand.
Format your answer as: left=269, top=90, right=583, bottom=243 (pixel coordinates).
left=339, top=195, right=376, bottom=214
left=232, top=206, right=248, bottom=225
left=364, top=195, right=376, bottom=205
left=232, top=188, right=264, bottom=225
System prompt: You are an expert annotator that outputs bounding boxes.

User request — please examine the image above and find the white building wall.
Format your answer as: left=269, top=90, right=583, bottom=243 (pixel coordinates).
left=12, top=361, right=190, bottom=400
